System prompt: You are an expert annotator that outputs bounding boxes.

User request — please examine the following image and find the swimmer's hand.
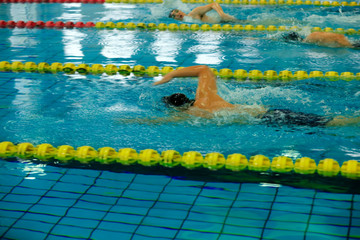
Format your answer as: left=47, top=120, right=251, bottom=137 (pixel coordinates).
left=221, top=13, right=237, bottom=22
left=153, top=74, right=173, bottom=86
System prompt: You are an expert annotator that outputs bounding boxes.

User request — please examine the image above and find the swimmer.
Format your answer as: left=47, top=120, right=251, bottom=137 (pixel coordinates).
left=152, top=65, right=360, bottom=127
left=282, top=31, right=360, bottom=48
left=169, top=3, right=239, bottom=23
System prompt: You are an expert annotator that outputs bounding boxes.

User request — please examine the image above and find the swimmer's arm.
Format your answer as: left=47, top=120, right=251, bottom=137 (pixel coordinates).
left=189, top=3, right=235, bottom=20
left=116, top=114, right=189, bottom=125
left=153, top=65, right=212, bottom=86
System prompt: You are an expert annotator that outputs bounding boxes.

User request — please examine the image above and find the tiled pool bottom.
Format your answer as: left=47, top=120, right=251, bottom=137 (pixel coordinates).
left=0, top=160, right=359, bottom=240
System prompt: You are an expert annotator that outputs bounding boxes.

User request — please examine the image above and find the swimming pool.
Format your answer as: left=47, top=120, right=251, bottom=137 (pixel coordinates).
left=0, top=1, right=360, bottom=239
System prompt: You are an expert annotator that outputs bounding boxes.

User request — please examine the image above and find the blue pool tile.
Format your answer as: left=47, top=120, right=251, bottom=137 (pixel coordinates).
left=122, top=189, right=160, bottom=201
left=200, top=188, right=237, bottom=200
left=52, top=182, right=90, bottom=194
left=182, top=219, right=223, bottom=233
left=192, top=205, right=228, bottom=216
left=86, top=186, right=125, bottom=197
left=136, top=225, right=178, bottom=238
left=91, top=229, right=132, bottom=240
left=268, top=210, right=309, bottom=223
left=262, top=229, right=305, bottom=240
left=129, top=183, right=165, bottom=193
left=95, top=178, right=131, bottom=189
left=233, top=200, right=272, bottom=209
left=100, top=171, right=135, bottom=182
left=349, top=226, right=360, bottom=239
left=222, top=225, right=263, bottom=238
left=0, top=226, right=8, bottom=236
left=66, top=207, right=107, bottom=220
left=175, top=230, right=219, bottom=240
left=353, top=210, right=360, bottom=218
left=305, top=232, right=347, bottom=240
left=3, top=193, right=41, bottom=205
left=38, top=196, right=76, bottom=207
left=0, top=174, right=23, bottom=187
left=59, top=217, right=99, bottom=229
left=34, top=172, right=63, bottom=181
left=111, top=205, right=149, bottom=216
left=167, top=178, right=203, bottom=187
left=98, top=220, right=138, bottom=233
left=0, top=185, right=12, bottom=194
left=18, top=178, right=56, bottom=190
left=225, top=217, right=265, bottom=228
left=205, top=182, right=240, bottom=192
left=272, top=202, right=312, bottom=213
left=103, top=212, right=143, bottom=225
left=142, top=216, right=183, bottom=229
left=228, top=208, right=269, bottom=220
left=307, top=223, right=348, bottom=237
left=310, top=214, right=349, bottom=226
left=188, top=211, right=226, bottom=224
left=240, top=184, right=277, bottom=195
left=236, top=192, right=274, bottom=202
left=80, top=193, right=117, bottom=205
left=22, top=212, right=61, bottom=224
left=74, top=200, right=112, bottom=212
left=352, top=217, right=360, bottom=227
left=314, top=198, right=351, bottom=210
left=0, top=201, right=32, bottom=212
left=316, top=192, right=352, bottom=201
left=277, top=186, right=315, bottom=198
left=218, top=234, right=258, bottom=240
left=158, top=193, right=197, bottom=205
left=11, top=186, right=48, bottom=196
left=13, top=219, right=54, bottom=233
left=276, top=195, right=313, bottom=205
left=67, top=168, right=100, bottom=178
left=0, top=209, right=24, bottom=219
left=116, top=198, right=154, bottom=208
left=133, top=174, right=171, bottom=185
left=4, top=228, right=47, bottom=240
left=164, top=186, right=202, bottom=196
left=312, top=205, right=350, bottom=217
left=50, top=224, right=93, bottom=239
left=0, top=217, right=18, bottom=227
left=29, top=204, right=68, bottom=217
left=153, top=202, right=191, bottom=211
left=45, top=190, right=82, bottom=199
left=60, top=174, right=95, bottom=185
left=195, top=196, right=233, bottom=207
left=148, top=208, right=188, bottom=219
left=266, top=220, right=307, bottom=231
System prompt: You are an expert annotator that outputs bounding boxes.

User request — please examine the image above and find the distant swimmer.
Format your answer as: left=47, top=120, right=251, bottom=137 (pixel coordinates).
left=282, top=31, right=360, bottom=48
left=169, top=3, right=240, bottom=23
left=150, top=65, right=360, bottom=127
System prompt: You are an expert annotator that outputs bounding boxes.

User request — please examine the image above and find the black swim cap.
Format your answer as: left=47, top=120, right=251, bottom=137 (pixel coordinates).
left=352, top=41, right=360, bottom=48
left=162, top=93, right=194, bottom=107
left=282, top=31, right=304, bottom=42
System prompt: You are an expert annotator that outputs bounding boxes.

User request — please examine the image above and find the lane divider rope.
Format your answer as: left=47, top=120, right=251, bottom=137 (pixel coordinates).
left=181, top=0, right=360, bottom=6
left=1, top=0, right=359, bottom=6
left=0, top=141, right=359, bottom=184
left=1, top=61, right=359, bottom=81
left=1, top=20, right=359, bottom=35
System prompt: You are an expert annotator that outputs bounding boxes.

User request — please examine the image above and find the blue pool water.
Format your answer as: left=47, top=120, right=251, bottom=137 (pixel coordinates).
left=0, top=2, right=360, bottom=239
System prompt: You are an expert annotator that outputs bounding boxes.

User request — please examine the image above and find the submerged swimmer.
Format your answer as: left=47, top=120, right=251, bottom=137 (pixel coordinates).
left=152, top=65, right=360, bottom=127
left=169, top=3, right=239, bottom=23
left=282, top=31, right=360, bottom=48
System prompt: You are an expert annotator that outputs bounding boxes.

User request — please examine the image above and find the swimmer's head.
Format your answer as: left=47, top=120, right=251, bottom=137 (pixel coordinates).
left=162, top=93, right=195, bottom=108
left=352, top=41, right=360, bottom=49
left=282, top=31, right=304, bottom=42
left=169, top=9, right=186, bottom=21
